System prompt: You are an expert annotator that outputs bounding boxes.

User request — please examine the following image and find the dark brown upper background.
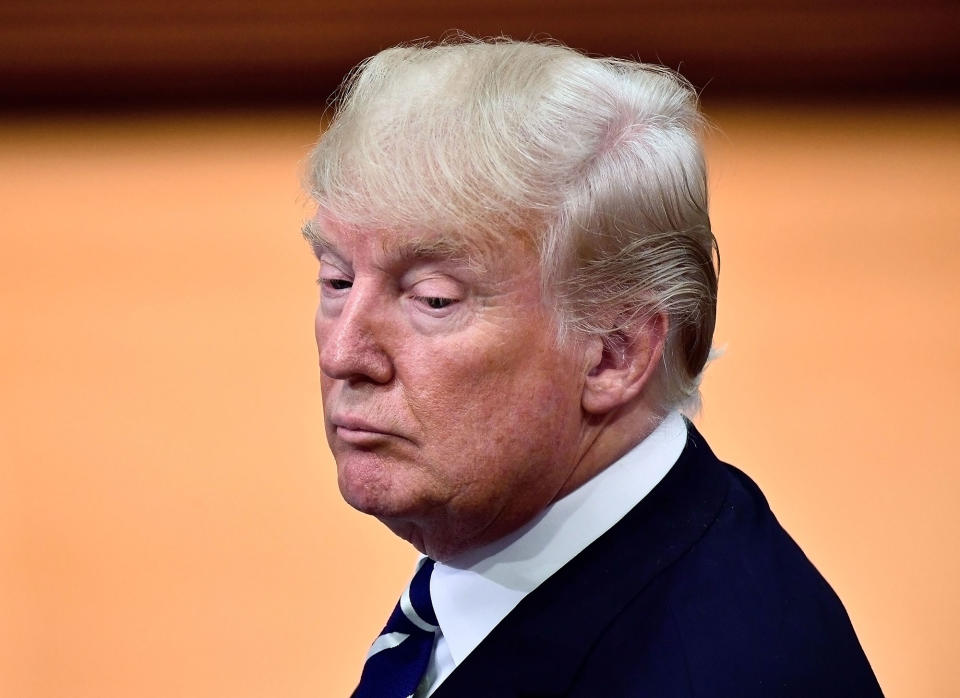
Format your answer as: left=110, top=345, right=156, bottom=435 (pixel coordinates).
left=2, top=0, right=958, bottom=107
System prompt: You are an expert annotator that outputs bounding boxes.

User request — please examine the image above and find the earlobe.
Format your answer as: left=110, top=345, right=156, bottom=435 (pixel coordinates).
left=581, top=314, right=667, bottom=415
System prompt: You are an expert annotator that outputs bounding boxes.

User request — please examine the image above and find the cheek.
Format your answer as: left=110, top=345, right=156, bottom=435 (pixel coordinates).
left=314, top=308, right=327, bottom=363
left=405, top=338, right=582, bottom=460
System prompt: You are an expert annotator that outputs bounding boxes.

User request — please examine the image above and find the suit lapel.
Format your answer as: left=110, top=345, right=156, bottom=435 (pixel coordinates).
left=431, top=423, right=730, bottom=697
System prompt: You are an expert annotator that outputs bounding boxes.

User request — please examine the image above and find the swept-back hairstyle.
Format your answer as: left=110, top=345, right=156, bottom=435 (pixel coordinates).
left=306, top=37, right=718, bottom=412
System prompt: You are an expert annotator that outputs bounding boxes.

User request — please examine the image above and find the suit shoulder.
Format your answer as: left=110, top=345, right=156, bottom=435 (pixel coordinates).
left=570, top=461, right=883, bottom=697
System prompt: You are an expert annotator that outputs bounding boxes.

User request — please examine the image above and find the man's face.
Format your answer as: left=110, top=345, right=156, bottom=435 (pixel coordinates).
left=312, top=215, right=592, bottom=559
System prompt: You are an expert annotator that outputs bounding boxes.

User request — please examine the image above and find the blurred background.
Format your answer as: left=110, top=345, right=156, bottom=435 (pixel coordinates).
left=2, top=1, right=958, bottom=696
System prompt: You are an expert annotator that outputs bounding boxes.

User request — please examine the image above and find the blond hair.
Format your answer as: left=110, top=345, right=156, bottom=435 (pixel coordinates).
left=306, top=38, right=718, bottom=411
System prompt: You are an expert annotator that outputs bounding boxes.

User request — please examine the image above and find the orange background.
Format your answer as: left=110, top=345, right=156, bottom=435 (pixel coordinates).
left=2, top=103, right=958, bottom=697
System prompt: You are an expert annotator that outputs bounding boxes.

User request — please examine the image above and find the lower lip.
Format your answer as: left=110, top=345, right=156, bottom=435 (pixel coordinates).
left=335, top=426, right=397, bottom=445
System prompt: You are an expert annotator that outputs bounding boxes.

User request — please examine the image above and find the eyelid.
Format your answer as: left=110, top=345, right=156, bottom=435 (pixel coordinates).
left=319, top=257, right=352, bottom=277
left=408, top=271, right=462, bottom=294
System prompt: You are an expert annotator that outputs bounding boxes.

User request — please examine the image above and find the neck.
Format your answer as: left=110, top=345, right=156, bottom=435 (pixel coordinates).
left=553, top=398, right=666, bottom=503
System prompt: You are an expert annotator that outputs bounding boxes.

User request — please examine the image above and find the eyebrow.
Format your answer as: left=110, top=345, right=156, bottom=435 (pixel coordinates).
left=301, top=220, right=489, bottom=274
left=301, top=220, right=332, bottom=253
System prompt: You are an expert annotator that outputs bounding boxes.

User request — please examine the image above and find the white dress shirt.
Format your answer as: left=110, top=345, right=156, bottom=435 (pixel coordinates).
left=414, top=411, right=688, bottom=696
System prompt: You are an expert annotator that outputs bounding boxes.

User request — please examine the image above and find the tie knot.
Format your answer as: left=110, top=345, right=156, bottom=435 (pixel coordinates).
left=353, top=558, right=440, bottom=698
left=352, top=558, right=440, bottom=698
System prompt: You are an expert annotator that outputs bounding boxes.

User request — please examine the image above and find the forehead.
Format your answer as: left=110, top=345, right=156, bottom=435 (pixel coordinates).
left=302, top=214, right=525, bottom=274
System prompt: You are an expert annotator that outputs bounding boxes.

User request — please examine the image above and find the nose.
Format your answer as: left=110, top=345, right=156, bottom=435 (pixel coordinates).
left=316, top=286, right=394, bottom=385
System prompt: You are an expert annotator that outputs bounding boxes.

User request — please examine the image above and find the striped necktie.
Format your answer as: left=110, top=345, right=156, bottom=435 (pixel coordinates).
left=353, top=558, right=439, bottom=698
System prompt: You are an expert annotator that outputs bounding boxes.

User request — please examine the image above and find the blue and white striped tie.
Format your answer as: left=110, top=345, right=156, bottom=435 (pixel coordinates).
left=352, top=558, right=439, bottom=698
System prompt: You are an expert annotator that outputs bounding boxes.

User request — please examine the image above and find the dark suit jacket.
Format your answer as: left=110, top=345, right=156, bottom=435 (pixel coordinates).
left=431, top=423, right=883, bottom=697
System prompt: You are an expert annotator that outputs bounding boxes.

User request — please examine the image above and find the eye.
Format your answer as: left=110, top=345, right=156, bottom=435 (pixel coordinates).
left=405, top=273, right=464, bottom=319
left=317, top=259, right=353, bottom=295
left=324, top=278, right=353, bottom=291
left=414, top=295, right=455, bottom=310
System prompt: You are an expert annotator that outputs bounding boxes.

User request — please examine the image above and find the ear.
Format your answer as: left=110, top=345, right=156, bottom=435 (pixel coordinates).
left=581, top=313, right=668, bottom=415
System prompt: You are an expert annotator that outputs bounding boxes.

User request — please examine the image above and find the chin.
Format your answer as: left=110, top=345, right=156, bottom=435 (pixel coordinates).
left=339, top=475, right=437, bottom=553
left=337, top=473, right=392, bottom=515
left=336, top=457, right=417, bottom=518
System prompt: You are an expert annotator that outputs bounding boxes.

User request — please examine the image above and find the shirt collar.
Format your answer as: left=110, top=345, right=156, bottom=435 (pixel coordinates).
left=429, top=411, right=688, bottom=666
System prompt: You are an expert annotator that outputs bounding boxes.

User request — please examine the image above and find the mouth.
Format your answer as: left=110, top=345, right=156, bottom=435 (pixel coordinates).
left=329, top=415, right=410, bottom=445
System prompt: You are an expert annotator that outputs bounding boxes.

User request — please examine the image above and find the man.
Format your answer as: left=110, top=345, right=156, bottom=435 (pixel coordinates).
left=303, top=38, right=882, bottom=697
